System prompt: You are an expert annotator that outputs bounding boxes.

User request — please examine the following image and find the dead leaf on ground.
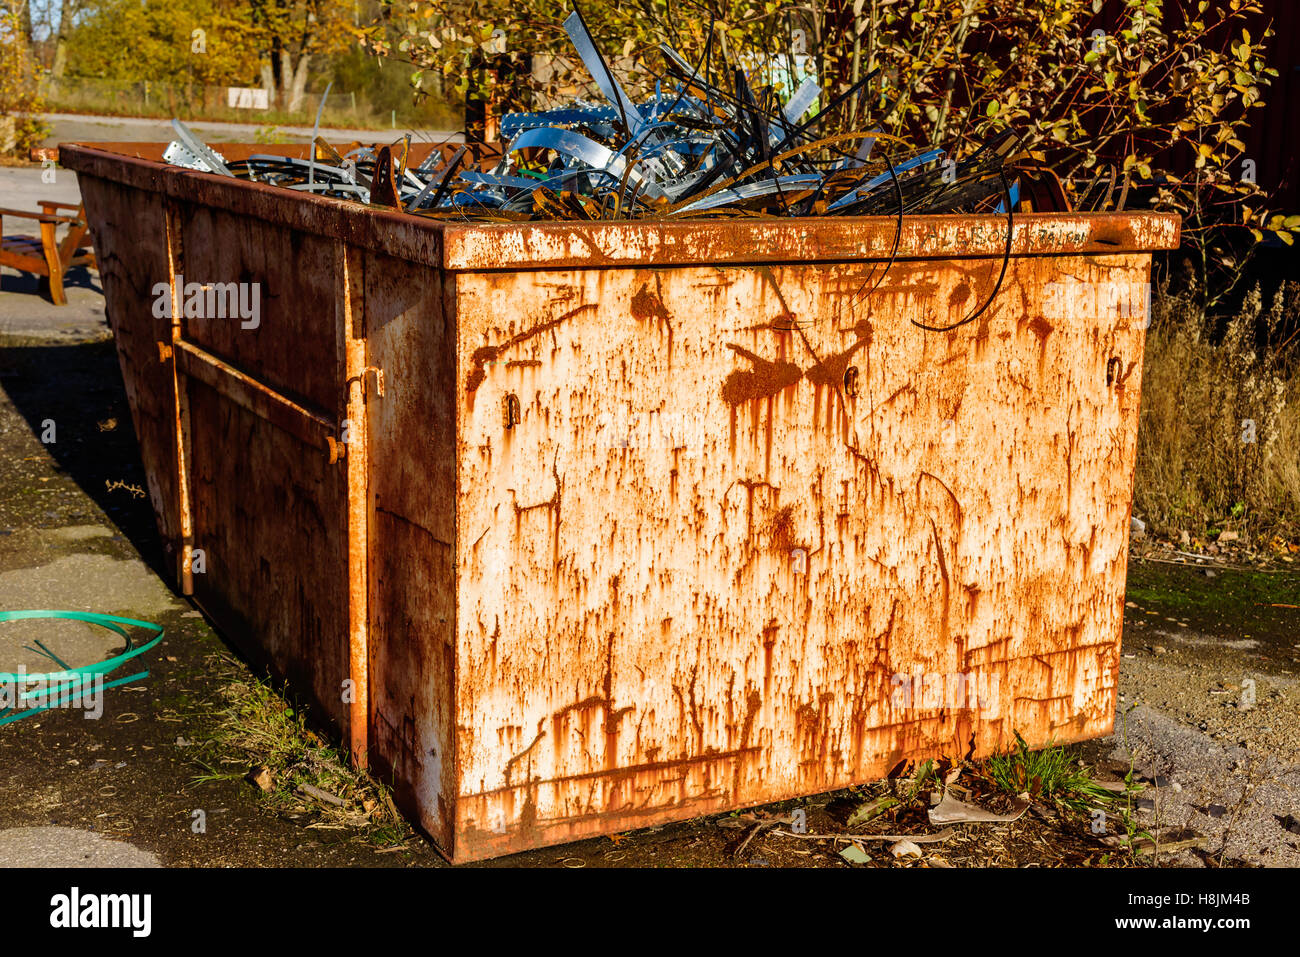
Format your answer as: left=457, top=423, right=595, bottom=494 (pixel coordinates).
left=928, top=790, right=1031, bottom=825
left=846, top=795, right=897, bottom=829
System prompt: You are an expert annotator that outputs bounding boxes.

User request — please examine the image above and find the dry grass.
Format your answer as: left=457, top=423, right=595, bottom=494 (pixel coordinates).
left=191, top=675, right=413, bottom=848
left=1135, top=278, right=1300, bottom=545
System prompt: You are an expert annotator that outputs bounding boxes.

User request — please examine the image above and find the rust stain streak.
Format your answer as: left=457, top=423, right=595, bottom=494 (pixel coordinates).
left=466, top=303, right=597, bottom=393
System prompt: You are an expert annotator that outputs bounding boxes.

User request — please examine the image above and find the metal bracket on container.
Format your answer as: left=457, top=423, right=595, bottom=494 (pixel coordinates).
left=171, top=339, right=337, bottom=455
left=349, top=366, right=385, bottom=397
left=164, top=119, right=233, bottom=176
left=503, top=393, right=521, bottom=430
left=1106, top=356, right=1123, bottom=388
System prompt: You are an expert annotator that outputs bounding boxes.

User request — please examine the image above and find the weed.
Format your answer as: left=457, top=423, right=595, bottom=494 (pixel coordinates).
left=191, top=676, right=411, bottom=848
left=984, top=731, right=1117, bottom=813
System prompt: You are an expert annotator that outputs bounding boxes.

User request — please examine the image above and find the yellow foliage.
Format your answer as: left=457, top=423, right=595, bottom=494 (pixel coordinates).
left=0, top=1, right=49, bottom=155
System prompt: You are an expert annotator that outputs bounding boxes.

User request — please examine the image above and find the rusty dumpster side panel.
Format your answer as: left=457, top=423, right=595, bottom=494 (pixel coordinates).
left=438, top=213, right=1178, bottom=271
left=448, top=249, right=1153, bottom=860
left=64, top=142, right=1177, bottom=864
left=173, top=200, right=353, bottom=735
left=75, top=163, right=356, bottom=740
left=362, top=251, right=460, bottom=851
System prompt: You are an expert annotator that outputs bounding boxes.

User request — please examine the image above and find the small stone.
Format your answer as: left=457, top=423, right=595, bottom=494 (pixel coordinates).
left=1218, top=530, right=1239, bottom=543
left=1180, top=530, right=1191, bottom=546
left=1153, top=645, right=1168, bottom=655
left=890, top=839, right=923, bottom=859
left=1206, top=804, right=1228, bottom=818
left=248, top=765, right=273, bottom=792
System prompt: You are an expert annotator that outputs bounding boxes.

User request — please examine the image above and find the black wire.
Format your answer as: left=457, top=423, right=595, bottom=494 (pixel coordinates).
left=426, top=146, right=468, bottom=211
left=910, top=170, right=1015, bottom=332
left=772, top=69, right=881, bottom=155
left=846, top=149, right=905, bottom=312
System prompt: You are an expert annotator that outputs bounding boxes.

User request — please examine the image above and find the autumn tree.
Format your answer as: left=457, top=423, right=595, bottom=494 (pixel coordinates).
left=65, top=0, right=262, bottom=86
left=61, top=0, right=354, bottom=113
left=0, top=0, right=49, bottom=153
left=247, top=0, right=355, bottom=112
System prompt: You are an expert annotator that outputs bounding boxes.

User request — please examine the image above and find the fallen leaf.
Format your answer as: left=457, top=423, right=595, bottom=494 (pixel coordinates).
left=846, top=795, right=897, bottom=829
left=928, top=790, right=1031, bottom=825
left=248, top=765, right=273, bottom=792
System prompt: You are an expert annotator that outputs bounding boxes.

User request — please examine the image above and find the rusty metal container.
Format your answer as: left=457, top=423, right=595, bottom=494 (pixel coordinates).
left=62, top=142, right=1179, bottom=862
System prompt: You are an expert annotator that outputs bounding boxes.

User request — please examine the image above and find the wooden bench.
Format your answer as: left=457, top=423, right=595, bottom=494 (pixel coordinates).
left=0, top=201, right=96, bottom=306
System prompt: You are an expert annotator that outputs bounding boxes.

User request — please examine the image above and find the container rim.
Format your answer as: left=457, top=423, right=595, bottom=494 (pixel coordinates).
left=60, top=141, right=1182, bottom=273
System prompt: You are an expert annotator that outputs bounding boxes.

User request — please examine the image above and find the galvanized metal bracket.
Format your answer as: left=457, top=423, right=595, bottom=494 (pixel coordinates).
left=166, top=119, right=233, bottom=176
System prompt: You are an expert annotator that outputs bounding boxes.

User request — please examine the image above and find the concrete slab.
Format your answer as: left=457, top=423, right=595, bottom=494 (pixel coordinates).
left=0, top=825, right=160, bottom=867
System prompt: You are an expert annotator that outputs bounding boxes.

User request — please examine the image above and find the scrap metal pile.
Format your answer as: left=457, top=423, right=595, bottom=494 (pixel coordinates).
left=164, top=12, right=1055, bottom=222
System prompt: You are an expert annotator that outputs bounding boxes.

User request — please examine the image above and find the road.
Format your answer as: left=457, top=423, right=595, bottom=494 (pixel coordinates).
left=42, top=112, right=460, bottom=148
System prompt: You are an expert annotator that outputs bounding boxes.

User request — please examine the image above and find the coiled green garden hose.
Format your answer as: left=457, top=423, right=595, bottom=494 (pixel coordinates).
left=0, top=610, right=164, bottom=726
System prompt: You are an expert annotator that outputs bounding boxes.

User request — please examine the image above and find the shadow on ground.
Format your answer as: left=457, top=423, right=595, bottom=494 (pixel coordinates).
left=0, top=265, right=102, bottom=307
left=0, top=334, right=165, bottom=579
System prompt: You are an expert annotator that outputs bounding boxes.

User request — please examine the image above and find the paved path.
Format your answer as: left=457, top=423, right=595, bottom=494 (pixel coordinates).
left=0, top=827, right=160, bottom=867
left=43, top=112, right=460, bottom=147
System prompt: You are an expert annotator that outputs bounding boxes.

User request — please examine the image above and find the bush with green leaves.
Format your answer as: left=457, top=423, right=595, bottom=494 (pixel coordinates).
left=366, top=0, right=1293, bottom=292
